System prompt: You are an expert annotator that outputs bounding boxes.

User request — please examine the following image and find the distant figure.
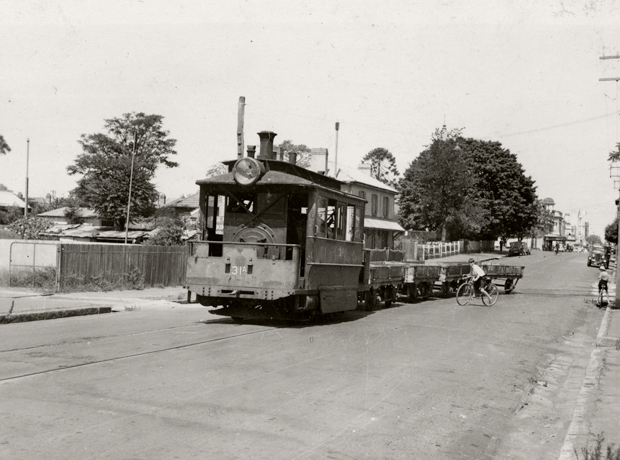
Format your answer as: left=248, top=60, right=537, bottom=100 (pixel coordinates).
left=599, top=265, right=610, bottom=307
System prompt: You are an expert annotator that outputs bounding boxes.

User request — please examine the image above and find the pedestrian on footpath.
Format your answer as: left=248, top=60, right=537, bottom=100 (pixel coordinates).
left=599, top=265, right=610, bottom=307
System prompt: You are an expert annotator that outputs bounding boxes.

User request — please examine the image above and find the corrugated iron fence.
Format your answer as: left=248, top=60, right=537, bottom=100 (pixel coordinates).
left=58, top=244, right=189, bottom=291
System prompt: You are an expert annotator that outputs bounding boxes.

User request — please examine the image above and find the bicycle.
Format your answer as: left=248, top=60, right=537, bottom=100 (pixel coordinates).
left=456, top=275, right=499, bottom=306
left=598, top=282, right=609, bottom=308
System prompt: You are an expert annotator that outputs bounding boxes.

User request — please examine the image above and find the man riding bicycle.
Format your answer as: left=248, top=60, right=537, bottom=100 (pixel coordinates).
left=469, top=258, right=486, bottom=296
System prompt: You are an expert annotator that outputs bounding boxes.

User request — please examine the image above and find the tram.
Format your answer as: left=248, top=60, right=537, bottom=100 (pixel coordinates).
left=185, top=131, right=370, bottom=320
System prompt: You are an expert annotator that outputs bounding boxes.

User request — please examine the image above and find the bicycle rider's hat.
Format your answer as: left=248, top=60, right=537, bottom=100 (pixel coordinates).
left=600, top=265, right=606, bottom=270
left=468, top=258, right=475, bottom=263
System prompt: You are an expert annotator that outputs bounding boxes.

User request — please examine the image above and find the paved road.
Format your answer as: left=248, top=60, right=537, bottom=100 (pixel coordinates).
left=0, top=251, right=603, bottom=459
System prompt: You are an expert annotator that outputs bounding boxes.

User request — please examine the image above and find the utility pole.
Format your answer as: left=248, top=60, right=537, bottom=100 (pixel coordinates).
left=124, top=131, right=138, bottom=244
left=24, top=138, right=29, bottom=218
left=600, top=53, right=620, bottom=309
left=237, top=96, right=245, bottom=159
left=334, top=121, right=339, bottom=176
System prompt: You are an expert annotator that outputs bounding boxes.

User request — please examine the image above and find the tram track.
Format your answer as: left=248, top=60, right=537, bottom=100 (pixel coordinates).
left=0, top=324, right=276, bottom=384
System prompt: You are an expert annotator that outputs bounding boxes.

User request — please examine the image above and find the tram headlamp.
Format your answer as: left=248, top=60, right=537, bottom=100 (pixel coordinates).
left=232, top=157, right=265, bottom=186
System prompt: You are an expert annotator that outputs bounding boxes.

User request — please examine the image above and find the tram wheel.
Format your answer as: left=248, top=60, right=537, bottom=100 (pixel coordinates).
left=364, top=290, right=380, bottom=311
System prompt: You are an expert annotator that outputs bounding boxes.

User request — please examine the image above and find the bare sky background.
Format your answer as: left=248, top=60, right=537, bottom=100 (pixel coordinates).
left=2, top=0, right=620, bottom=237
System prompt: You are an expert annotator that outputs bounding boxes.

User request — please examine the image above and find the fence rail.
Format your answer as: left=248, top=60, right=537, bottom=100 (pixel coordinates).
left=57, top=244, right=189, bottom=291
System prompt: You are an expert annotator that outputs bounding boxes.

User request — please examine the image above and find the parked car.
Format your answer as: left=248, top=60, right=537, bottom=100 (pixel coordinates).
left=508, top=241, right=530, bottom=256
left=587, top=246, right=608, bottom=268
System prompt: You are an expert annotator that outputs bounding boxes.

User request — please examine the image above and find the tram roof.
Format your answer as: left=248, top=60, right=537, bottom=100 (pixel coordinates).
left=198, top=159, right=346, bottom=191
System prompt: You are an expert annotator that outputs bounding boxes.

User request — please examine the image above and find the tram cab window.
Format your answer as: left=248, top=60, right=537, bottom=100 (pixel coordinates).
left=205, top=194, right=225, bottom=256
left=226, top=194, right=254, bottom=213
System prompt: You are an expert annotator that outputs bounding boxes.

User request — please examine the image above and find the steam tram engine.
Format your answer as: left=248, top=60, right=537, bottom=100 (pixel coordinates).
left=185, top=131, right=370, bottom=321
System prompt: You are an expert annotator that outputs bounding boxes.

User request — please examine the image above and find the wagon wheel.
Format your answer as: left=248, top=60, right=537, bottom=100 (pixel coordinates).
left=407, top=284, right=418, bottom=303
left=364, top=289, right=381, bottom=311
left=441, top=282, right=451, bottom=298
left=420, top=283, right=432, bottom=299
left=384, top=287, right=394, bottom=309
left=504, top=278, right=516, bottom=293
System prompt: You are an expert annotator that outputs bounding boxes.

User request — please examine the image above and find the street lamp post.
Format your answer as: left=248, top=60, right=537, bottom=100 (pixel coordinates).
left=124, top=132, right=137, bottom=244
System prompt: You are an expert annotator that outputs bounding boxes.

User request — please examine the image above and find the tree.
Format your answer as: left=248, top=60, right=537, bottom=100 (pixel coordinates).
left=605, top=217, right=618, bottom=245
left=67, top=112, right=178, bottom=230
left=277, top=140, right=312, bottom=168
left=8, top=216, right=52, bottom=239
left=586, top=234, right=603, bottom=246
left=0, top=135, right=10, bottom=155
left=144, top=217, right=184, bottom=246
left=205, top=162, right=227, bottom=178
left=398, top=133, right=483, bottom=241
left=460, top=138, right=539, bottom=241
left=363, top=147, right=400, bottom=188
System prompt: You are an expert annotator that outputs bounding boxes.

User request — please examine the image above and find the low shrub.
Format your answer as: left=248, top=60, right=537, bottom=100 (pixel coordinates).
left=575, top=433, right=620, bottom=460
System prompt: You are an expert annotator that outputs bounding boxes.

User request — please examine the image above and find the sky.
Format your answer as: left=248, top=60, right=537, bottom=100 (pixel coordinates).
left=2, top=0, right=620, bottom=237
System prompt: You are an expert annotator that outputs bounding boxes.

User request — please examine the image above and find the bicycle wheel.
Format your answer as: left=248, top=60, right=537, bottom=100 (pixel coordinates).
left=598, top=289, right=607, bottom=308
left=481, top=283, right=499, bottom=306
left=456, top=283, right=473, bottom=306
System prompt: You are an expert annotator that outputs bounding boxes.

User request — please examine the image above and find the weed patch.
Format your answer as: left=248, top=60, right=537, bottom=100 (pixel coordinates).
left=575, top=433, right=620, bottom=460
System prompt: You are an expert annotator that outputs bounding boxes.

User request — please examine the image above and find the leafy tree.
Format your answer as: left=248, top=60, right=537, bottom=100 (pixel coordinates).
left=277, top=140, right=312, bottom=168
left=362, top=147, right=400, bottom=188
left=0, top=183, right=8, bottom=190
left=67, top=112, right=178, bottom=230
left=144, top=217, right=184, bottom=246
left=0, top=135, right=10, bottom=155
left=605, top=217, right=618, bottom=245
left=205, top=162, right=227, bottom=178
left=64, top=204, right=84, bottom=225
left=532, top=199, right=555, bottom=237
left=460, top=138, right=539, bottom=241
left=8, top=216, right=52, bottom=239
left=398, top=133, right=483, bottom=241
left=586, top=234, right=603, bottom=246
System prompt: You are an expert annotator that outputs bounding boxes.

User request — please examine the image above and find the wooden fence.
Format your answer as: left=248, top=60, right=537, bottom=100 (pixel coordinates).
left=58, top=244, right=189, bottom=291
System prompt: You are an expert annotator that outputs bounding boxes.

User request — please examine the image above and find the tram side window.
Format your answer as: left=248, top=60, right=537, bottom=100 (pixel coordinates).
left=317, top=197, right=328, bottom=237
left=336, top=204, right=347, bottom=240
left=346, top=205, right=355, bottom=241
left=355, top=206, right=363, bottom=242
left=326, top=199, right=337, bottom=239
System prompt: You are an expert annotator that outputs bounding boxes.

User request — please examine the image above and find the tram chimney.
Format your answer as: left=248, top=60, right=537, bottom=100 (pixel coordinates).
left=257, top=131, right=277, bottom=160
left=247, top=145, right=256, bottom=158
left=289, top=151, right=297, bottom=165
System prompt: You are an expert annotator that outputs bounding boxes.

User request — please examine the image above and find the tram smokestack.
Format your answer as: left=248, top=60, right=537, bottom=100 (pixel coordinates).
left=257, top=131, right=277, bottom=160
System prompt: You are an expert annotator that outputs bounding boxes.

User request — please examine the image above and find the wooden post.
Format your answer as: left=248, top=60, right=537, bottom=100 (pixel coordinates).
left=237, top=96, right=245, bottom=159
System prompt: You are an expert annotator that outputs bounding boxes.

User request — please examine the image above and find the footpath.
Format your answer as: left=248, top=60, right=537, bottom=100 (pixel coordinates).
left=0, top=285, right=193, bottom=323
left=0, top=252, right=619, bottom=458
